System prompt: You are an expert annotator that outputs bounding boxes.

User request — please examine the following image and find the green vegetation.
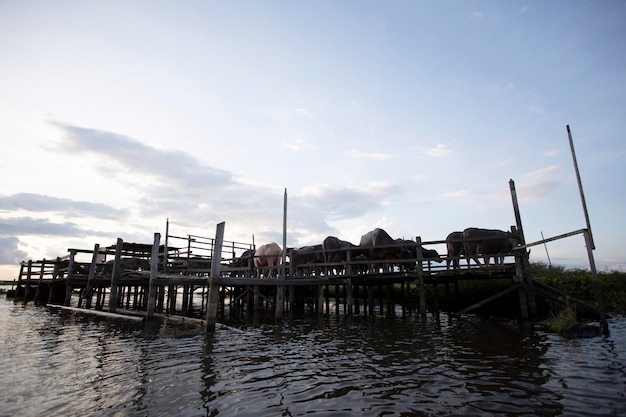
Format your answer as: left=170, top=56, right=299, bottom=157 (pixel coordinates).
left=545, top=304, right=578, bottom=332
left=530, top=262, right=626, bottom=315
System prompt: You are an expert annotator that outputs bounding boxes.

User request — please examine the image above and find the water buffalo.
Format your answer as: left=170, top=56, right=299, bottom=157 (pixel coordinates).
left=445, top=231, right=465, bottom=270
left=232, top=249, right=255, bottom=268
left=291, top=244, right=324, bottom=276
left=254, top=242, right=282, bottom=278
left=322, top=236, right=357, bottom=275
left=99, top=257, right=151, bottom=276
left=359, top=228, right=413, bottom=272
left=462, top=227, right=513, bottom=267
left=395, top=239, right=443, bottom=271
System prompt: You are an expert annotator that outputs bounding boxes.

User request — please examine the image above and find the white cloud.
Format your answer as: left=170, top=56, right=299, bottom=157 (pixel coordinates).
left=434, top=189, right=470, bottom=201
left=295, top=108, right=312, bottom=117
left=544, top=150, right=558, bottom=157
left=518, top=165, right=562, bottom=201
left=281, top=138, right=311, bottom=151
left=345, top=150, right=396, bottom=160
left=421, top=144, right=451, bottom=157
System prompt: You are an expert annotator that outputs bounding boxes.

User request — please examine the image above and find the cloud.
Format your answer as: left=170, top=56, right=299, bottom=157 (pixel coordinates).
left=471, top=11, right=485, bottom=20
left=296, top=182, right=403, bottom=220
left=345, top=150, right=396, bottom=160
left=434, top=189, right=470, bottom=201
left=0, top=236, right=28, bottom=264
left=281, top=138, right=311, bottom=151
left=0, top=193, right=127, bottom=220
left=51, top=121, right=235, bottom=191
left=518, top=165, right=562, bottom=201
left=0, top=216, right=107, bottom=237
left=421, top=144, right=451, bottom=157
left=544, top=150, right=558, bottom=157
left=529, top=105, right=545, bottom=113
left=295, top=108, right=312, bottom=117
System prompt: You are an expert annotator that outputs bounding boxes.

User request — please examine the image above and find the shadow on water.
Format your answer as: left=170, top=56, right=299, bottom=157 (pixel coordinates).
left=1, top=297, right=625, bottom=417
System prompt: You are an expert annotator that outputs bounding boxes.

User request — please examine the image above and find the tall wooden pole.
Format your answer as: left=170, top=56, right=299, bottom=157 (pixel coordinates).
left=567, top=125, right=595, bottom=249
left=205, top=222, right=225, bottom=332
left=147, top=233, right=161, bottom=318
left=509, top=179, right=537, bottom=317
left=108, top=238, right=123, bottom=313
left=275, top=188, right=287, bottom=320
left=163, top=218, right=169, bottom=273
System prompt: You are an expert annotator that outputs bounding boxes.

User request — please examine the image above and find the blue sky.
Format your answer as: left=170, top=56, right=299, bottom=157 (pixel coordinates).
left=1, top=1, right=625, bottom=279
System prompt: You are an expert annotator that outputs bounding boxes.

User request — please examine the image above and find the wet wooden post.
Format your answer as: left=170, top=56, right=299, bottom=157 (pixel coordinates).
left=48, top=257, right=61, bottom=303
left=205, top=222, right=225, bottom=332
left=584, top=229, right=609, bottom=335
left=346, top=249, right=354, bottom=314
left=511, top=226, right=530, bottom=320
left=64, top=250, right=77, bottom=305
left=80, top=244, right=100, bottom=309
left=147, top=233, right=161, bottom=318
left=509, top=179, right=537, bottom=317
left=23, top=260, right=33, bottom=301
left=416, top=236, right=426, bottom=317
left=34, top=259, right=46, bottom=303
left=109, top=238, right=123, bottom=313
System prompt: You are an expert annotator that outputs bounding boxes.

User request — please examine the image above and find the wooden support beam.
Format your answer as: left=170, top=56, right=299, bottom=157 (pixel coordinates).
left=147, top=233, right=161, bottom=317
left=205, top=222, right=225, bottom=332
left=454, top=283, right=522, bottom=316
left=109, top=238, right=123, bottom=313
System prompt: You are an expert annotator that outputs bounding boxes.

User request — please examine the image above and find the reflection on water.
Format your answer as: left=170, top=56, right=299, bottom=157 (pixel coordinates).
left=0, top=297, right=625, bottom=417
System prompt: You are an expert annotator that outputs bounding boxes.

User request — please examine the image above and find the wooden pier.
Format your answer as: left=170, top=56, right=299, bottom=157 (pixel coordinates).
left=7, top=224, right=535, bottom=325
left=7, top=222, right=608, bottom=335
left=6, top=180, right=608, bottom=333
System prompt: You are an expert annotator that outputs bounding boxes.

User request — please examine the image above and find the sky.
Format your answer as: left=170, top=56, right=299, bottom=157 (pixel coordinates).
left=1, top=0, right=625, bottom=280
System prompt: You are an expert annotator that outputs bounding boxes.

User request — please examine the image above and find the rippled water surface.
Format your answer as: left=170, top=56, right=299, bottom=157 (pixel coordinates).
left=1, top=297, right=625, bottom=417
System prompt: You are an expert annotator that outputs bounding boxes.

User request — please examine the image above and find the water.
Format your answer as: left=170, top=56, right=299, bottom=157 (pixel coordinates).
left=1, top=296, right=625, bottom=417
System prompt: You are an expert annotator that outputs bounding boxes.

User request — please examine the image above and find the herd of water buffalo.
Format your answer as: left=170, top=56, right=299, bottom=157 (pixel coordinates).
left=233, top=227, right=514, bottom=278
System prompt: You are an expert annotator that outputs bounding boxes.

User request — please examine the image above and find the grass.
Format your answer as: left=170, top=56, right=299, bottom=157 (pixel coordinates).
left=545, top=304, right=578, bottom=332
left=530, top=262, right=626, bottom=315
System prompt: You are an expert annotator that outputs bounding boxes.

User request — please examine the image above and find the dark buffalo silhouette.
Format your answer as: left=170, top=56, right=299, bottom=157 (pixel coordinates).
left=445, top=231, right=465, bottom=270
left=322, top=236, right=357, bottom=275
left=462, top=227, right=513, bottom=266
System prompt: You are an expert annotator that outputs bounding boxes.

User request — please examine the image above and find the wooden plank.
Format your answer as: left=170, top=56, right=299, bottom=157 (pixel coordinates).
left=453, top=283, right=522, bottom=316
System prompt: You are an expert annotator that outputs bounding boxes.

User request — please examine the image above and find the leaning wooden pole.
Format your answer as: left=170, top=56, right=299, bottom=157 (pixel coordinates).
left=146, top=233, right=161, bottom=318
left=509, top=179, right=537, bottom=317
left=584, top=230, right=609, bottom=335
left=567, top=125, right=595, bottom=249
left=205, top=222, right=225, bottom=332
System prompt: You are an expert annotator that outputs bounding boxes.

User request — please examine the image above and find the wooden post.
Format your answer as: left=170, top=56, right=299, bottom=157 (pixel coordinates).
left=276, top=188, right=287, bottom=320
left=163, top=218, right=170, bottom=273
left=512, top=226, right=530, bottom=320
left=64, top=250, right=77, bottom=306
left=109, top=238, right=123, bottom=313
left=205, top=222, right=225, bottom=332
left=34, top=259, right=46, bottom=303
left=509, top=179, right=537, bottom=317
left=24, top=260, right=33, bottom=301
left=80, top=244, right=100, bottom=309
left=567, top=125, right=595, bottom=249
left=147, top=233, right=161, bottom=318
left=584, top=229, right=609, bottom=334
left=416, top=236, right=426, bottom=317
